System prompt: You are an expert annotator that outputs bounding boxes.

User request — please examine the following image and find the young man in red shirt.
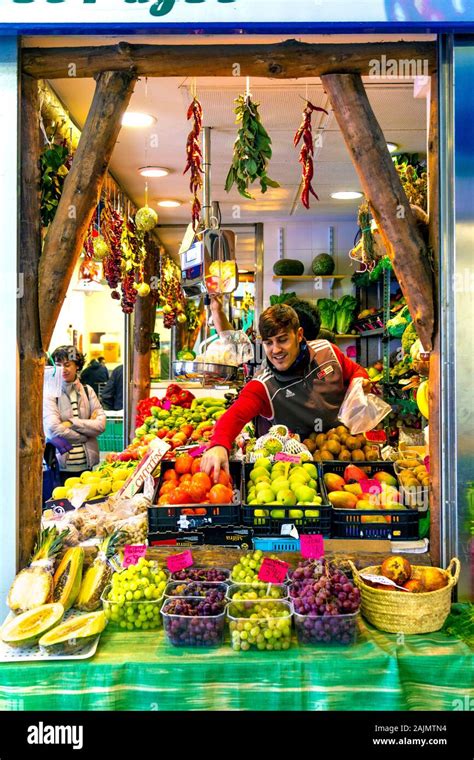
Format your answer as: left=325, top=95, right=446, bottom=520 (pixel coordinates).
left=201, top=304, right=370, bottom=480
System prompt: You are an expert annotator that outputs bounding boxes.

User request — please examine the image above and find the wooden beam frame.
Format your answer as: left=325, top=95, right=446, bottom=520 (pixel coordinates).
left=19, top=74, right=45, bottom=566
left=39, top=70, right=137, bottom=348
left=321, top=72, right=434, bottom=351
left=23, top=40, right=436, bottom=80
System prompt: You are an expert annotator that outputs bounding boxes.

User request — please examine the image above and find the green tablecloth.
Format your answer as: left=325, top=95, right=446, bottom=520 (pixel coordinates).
left=0, top=608, right=472, bottom=711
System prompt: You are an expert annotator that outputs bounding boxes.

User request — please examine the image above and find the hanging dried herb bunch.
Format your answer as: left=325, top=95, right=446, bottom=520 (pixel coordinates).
left=40, top=138, right=73, bottom=228
left=393, top=154, right=428, bottom=211
left=225, top=93, right=279, bottom=199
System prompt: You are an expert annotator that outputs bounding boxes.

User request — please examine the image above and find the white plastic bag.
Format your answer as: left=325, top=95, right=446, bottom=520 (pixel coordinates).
left=44, top=364, right=63, bottom=398
left=338, top=378, right=392, bottom=435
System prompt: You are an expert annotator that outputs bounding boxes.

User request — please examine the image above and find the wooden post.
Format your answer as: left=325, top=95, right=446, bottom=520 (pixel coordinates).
left=428, top=71, right=441, bottom=566
left=39, top=70, right=137, bottom=348
left=321, top=73, right=435, bottom=351
left=129, top=237, right=161, bottom=441
left=22, top=40, right=436, bottom=80
left=19, top=74, right=45, bottom=566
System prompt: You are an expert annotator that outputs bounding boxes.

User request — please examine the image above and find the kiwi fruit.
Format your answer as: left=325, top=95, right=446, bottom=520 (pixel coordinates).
left=325, top=440, right=342, bottom=457
left=315, top=434, right=327, bottom=449
left=309, top=432, right=318, bottom=442
left=351, top=449, right=366, bottom=462
left=327, top=433, right=341, bottom=442
left=313, top=451, right=322, bottom=462
left=345, top=435, right=360, bottom=451
left=319, top=449, right=334, bottom=461
left=336, top=425, right=348, bottom=437
left=303, top=438, right=317, bottom=453
left=339, top=449, right=352, bottom=461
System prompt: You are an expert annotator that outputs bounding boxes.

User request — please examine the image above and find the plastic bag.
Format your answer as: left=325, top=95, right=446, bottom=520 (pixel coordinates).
left=44, top=364, right=63, bottom=398
left=196, top=331, right=253, bottom=366
left=338, top=378, right=392, bottom=435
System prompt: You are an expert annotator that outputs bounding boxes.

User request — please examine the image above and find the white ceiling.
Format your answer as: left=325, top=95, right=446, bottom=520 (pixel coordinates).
left=34, top=33, right=430, bottom=262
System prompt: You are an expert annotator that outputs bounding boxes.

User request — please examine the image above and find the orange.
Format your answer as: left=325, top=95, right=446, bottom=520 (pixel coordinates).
left=179, top=473, right=192, bottom=484
left=159, top=481, right=176, bottom=496
left=163, top=469, right=178, bottom=482
left=191, top=472, right=212, bottom=493
left=175, top=453, right=193, bottom=475
left=191, top=457, right=202, bottom=475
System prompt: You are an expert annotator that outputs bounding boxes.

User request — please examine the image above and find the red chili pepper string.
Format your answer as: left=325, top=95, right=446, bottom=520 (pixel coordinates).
left=183, top=97, right=203, bottom=231
left=294, top=101, right=328, bottom=210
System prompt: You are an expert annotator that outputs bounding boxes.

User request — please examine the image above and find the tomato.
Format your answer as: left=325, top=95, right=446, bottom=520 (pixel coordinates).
left=208, top=484, right=233, bottom=504
left=163, top=469, right=178, bottom=482
left=175, top=453, right=193, bottom=475
left=159, top=481, right=176, bottom=496
left=191, top=472, right=212, bottom=493
left=168, top=488, right=193, bottom=505
left=191, top=457, right=202, bottom=475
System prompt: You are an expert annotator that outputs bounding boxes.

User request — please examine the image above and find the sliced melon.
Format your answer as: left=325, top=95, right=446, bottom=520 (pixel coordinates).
left=38, top=611, right=107, bottom=655
left=1, top=603, right=64, bottom=648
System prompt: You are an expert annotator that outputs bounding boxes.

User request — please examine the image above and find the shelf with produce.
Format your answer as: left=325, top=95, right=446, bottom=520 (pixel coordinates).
left=272, top=275, right=347, bottom=281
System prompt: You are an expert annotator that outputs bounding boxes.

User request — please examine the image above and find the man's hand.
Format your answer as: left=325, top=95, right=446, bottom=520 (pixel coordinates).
left=200, top=446, right=230, bottom=483
left=361, top=378, right=372, bottom=395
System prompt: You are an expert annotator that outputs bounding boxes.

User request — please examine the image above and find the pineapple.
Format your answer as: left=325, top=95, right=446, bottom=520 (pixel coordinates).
left=7, top=527, right=68, bottom=614
left=76, top=530, right=123, bottom=612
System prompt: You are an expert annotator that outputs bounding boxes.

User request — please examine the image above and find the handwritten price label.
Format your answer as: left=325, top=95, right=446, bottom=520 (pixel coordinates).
left=167, top=550, right=194, bottom=573
left=360, top=479, right=382, bottom=494
left=274, top=453, right=301, bottom=463
left=258, top=558, right=290, bottom=584
left=300, top=534, right=324, bottom=560
left=359, top=573, right=410, bottom=592
left=123, top=544, right=147, bottom=568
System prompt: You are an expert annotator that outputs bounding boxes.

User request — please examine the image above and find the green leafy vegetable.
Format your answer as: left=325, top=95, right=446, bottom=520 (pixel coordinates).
left=335, top=295, right=358, bottom=335
left=225, top=94, right=279, bottom=199
left=442, top=604, right=474, bottom=648
left=401, top=321, right=418, bottom=355
left=40, top=141, right=71, bottom=228
left=269, top=292, right=297, bottom=306
left=317, top=298, right=338, bottom=332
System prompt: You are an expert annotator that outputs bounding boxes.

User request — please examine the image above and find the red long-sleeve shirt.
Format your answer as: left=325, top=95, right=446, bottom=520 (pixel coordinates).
left=210, top=343, right=368, bottom=451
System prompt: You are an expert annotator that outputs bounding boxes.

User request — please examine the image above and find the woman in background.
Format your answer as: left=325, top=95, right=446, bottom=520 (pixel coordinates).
left=43, top=346, right=106, bottom=485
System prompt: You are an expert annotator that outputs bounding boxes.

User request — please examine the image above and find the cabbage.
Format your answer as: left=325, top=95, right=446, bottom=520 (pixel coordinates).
left=335, top=295, right=358, bottom=335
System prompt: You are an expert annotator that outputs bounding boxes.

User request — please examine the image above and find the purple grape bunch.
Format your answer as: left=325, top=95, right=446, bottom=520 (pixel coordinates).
left=166, top=581, right=228, bottom=601
left=171, top=567, right=230, bottom=583
left=162, top=596, right=227, bottom=647
left=290, top=562, right=360, bottom=646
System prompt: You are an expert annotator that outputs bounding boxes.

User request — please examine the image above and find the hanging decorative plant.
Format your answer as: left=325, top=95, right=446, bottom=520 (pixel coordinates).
left=135, top=205, right=158, bottom=232
left=294, top=101, right=328, bottom=209
left=393, top=154, right=428, bottom=211
left=79, top=224, right=101, bottom=283
left=225, top=93, right=279, bottom=199
left=183, top=97, right=203, bottom=231
left=40, top=138, right=72, bottom=228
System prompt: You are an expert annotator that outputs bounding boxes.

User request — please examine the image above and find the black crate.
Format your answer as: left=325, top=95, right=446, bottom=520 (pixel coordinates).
left=242, top=463, right=331, bottom=537
left=319, top=462, right=419, bottom=541
left=149, top=460, right=242, bottom=530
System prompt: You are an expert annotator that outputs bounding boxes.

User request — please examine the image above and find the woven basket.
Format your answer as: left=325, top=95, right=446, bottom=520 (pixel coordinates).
left=348, top=558, right=460, bottom=634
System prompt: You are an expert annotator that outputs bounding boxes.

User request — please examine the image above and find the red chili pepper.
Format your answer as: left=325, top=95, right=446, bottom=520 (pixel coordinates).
left=294, top=101, right=328, bottom=210
left=183, top=97, right=204, bottom=230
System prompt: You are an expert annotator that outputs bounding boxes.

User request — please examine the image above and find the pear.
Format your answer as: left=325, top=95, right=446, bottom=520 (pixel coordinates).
left=294, top=485, right=317, bottom=503
left=271, top=477, right=291, bottom=494
left=276, top=489, right=297, bottom=507
left=302, top=463, right=318, bottom=479
left=254, top=457, right=272, bottom=471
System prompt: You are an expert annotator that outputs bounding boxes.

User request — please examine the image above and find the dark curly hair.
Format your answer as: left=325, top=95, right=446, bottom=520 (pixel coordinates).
left=51, top=345, right=86, bottom=372
left=285, top=297, right=321, bottom=341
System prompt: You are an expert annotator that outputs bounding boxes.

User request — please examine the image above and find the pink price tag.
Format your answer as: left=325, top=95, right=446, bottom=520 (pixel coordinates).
left=274, top=452, right=301, bottom=464
left=123, top=544, right=147, bottom=568
left=360, top=479, right=383, bottom=494
left=258, top=558, right=290, bottom=584
left=424, top=456, right=430, bottom=473
left=162, top=399, right=172, bottom=411
left=300, top=534, right=325, bottom=560
left=167, top=550, right=194, bottom=573
left=189, top=445, right=207, bottom=457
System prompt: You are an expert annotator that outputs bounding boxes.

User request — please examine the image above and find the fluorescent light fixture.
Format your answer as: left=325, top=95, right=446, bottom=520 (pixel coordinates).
left=139, top=166, right=169, bottom=178
left=157, top=200, right=182, bottom=208
left=331, top=191, right=363, bottom=200
left=387, top=142, right=399, bottom=153
left=122, top=112, right=156, bottom=128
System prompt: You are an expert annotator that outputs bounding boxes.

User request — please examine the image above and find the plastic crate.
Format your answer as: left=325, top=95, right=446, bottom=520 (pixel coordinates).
left=242, top=463, right=331, bottom=537
left=319, top=462, right=419, bottom=541
left=253, top=537, right=301, bottom=552
left=149, top=461, right=242, bottom=530
left=99, top=415, right=124, bottom=453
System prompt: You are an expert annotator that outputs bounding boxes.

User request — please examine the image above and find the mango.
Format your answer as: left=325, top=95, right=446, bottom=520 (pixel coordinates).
left=343, top=465, right=367, bottom=483
left=328, top=491, right=358, bottom=509
left=373, top=471, right=397, bottom=487
left=343, top=483, right=363, bottom=496
left=356, top=499, right=378, bottom=510
left=324, top=473, right=346, bottom=493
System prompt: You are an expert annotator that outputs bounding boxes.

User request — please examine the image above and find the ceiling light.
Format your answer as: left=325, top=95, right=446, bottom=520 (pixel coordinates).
left=387, top=142, right=399, bottom=153
left=157, top=200, right=182, bottom=208
left=121, top=112, right=156, bottom=128
left=331, top=191, right=363, bottom=200
left=139, top=166, right=169, bottom=178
